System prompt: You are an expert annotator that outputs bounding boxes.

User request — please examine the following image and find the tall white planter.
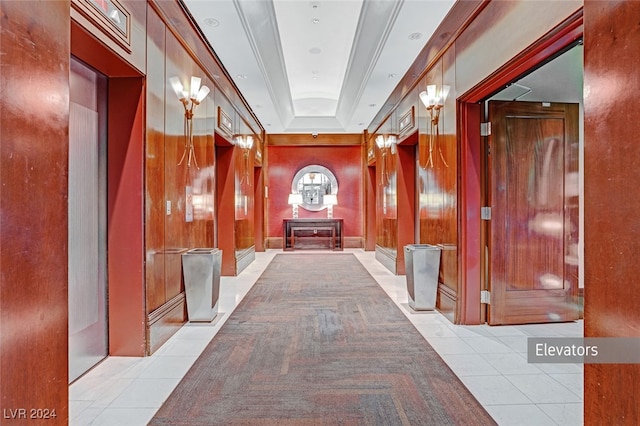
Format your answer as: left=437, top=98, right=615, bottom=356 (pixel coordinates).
left=181, top=248, right=222, bottom=322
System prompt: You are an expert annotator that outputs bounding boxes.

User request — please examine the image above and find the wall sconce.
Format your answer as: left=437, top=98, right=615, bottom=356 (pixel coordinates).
left=235, top=135, right=254, bottom=185
left=323, top=194, right=338, bottom=218
left=375, top=134, right=397, bottom=186
left=419, top=84, right=449, bottom=168
left=169, top=76, right=211, bottom=168
left=288, top=193, right=303, bottom=218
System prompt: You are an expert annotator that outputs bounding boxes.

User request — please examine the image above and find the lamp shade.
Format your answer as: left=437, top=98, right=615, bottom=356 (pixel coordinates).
left=236, top=135, right=254, bottom=149
left=375, top=135, right=396, bottom=149
left=189, top=76, right=202, bottom=99
left=169, top=76, right=187, bottom=100
left=195, top=85, right=210, bottom=103
left=419, top=84, right=450, bottom=108
left=323, top=194, right=338, bottom=206
left=288, top=193, right=303, bottom=205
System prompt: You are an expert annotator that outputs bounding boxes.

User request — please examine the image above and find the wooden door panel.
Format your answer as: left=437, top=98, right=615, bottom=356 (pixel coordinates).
left=489, top=101, right=579, bottom=325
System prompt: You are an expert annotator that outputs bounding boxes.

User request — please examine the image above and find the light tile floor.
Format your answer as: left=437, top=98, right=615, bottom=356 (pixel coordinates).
left=70, top=249, right=583, bottom=425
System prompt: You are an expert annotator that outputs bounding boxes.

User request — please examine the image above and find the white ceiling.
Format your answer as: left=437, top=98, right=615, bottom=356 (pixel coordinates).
left=182, top=0, right=456, bottom=134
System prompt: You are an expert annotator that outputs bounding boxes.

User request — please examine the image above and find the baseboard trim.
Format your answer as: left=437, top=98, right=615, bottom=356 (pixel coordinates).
left=147, top=293, right=187, bottom=355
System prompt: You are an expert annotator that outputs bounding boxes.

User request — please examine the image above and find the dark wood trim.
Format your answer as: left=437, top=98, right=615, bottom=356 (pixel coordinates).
left=266, top=237, right=283, bottom=249
left=344, top=237, right=364, bottom=249
left=266, top=236, right=363, bottom=250
left=268, top=133, right=363, bottom=146
left=457, top=101, right=483, bottom=325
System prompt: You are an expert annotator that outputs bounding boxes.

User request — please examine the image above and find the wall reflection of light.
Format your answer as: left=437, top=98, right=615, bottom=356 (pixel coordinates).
left=418, top=167, right=455, bottom=218
left=420, top=193, right=455, bottom=218
left=565, top=172, right=579, bottom=197
left=539, top=273, right=564, bottom=289
left=191, top=194, right=214, bottom=220
left=190, top=165, right=215, bottom=220
left=528, top=212, right=564, bottom=237
left=235, top=194, right=248, bottom=217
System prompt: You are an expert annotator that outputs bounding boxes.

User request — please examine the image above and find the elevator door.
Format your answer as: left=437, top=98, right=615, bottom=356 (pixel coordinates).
left=68, top=58, right=108, bottom=382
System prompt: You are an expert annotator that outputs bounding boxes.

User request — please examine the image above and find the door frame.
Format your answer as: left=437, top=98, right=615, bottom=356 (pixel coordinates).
left=457, top=10, right=583, bottom=324
left=71, top=21, right=147, bottom=356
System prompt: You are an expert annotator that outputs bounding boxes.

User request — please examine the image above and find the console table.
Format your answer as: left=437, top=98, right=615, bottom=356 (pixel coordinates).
left=283, top=218, right=344, bottom=251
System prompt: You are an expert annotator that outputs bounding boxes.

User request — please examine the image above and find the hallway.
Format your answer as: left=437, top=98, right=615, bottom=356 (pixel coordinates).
left=69, top=250, right=583, bottom=426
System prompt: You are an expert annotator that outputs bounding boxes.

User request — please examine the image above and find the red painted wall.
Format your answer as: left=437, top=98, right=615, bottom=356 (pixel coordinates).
left=267, top=145, right=363, bottom=243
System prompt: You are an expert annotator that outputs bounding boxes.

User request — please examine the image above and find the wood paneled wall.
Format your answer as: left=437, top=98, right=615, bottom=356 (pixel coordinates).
left=265, top=135, right=364, bottom=249
left=0, top=0, right=71, bottom=421
left=584, top=1, right=640, bottom=424
left=367, top=0, right=583, bottom=325
left=145, top=1, right=260, bottom=344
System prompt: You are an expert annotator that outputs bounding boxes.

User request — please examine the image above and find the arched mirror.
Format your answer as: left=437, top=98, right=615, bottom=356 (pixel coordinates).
left=291, top=165, right=338, bottom=211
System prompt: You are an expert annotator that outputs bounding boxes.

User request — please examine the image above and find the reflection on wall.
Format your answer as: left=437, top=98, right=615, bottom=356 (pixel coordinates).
left=376, top=145, right=397, bottom=252
left=234, top=145, right=255, bottom=253
left=190, top=165, right=215, bottom=221
left=418, top=133, right=458, bottom=290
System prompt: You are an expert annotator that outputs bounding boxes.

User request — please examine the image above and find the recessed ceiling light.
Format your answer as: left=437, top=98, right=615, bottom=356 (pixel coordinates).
left=369, top=104, right=376, bottom=108
left=236, top=74, right=247, bottom=79
left=388, top=73, right=396, bottom=79
left=312, top=18, right=320, bottom=24
left=311, top=3, right=319, bottom=9
left=408, top=32, right=422, bottom=40
left=309, top=47, right=322, bottom=55
left=204, top=18, right=220, bottom=27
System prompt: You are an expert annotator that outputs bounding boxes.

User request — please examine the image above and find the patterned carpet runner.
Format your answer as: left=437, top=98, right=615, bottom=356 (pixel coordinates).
left=150, top=253, right=496, bottom=425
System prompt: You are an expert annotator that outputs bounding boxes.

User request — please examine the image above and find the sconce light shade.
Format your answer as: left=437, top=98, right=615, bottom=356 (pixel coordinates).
left=419, top=84, right=450, bottom=108
left=375, top=134, right=397, bottom=149
left=195, top=85, right=210, bottom=103
left=235, top=135, right=254, bottom=150
left=288, top=193, right=303, bottom=205
left=419, top=84, right=450, bottom=169
left=169, top=76, right=187, bottom=100
left=323, top=194, right=338, bottom=206
left=190, top=76, right=201, bottom=99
